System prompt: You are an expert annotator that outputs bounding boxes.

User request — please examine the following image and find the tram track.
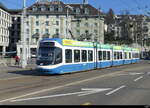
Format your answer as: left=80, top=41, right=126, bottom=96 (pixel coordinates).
left=0, top=61, right=149, bottom=103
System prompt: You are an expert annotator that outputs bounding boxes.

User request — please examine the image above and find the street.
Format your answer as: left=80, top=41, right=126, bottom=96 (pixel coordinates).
left=0, top=60, right=150, bottom=105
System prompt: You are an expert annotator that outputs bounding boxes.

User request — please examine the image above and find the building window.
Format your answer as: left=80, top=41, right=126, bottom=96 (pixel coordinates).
left=58, top=6, right=63, bottom=12
left=56, top=29, right=59, bottom=34
left=32, top=6, right=37, bottom=11
left=94, top=30, right=98, bottom=34
left=35, top=29, right=39, bottom=33
left=26, top=29, right=29, bottom=34
left=84, top=8, right=89, bottom=14
left=85, top=23, right=89, bottom=27
left=36, top=15, right=39, bottom=19
left=76, top=8, right=80, bottom=14
left=46, top=15, right=49, bottom=18
left=95, top=23, right=98, bottom=27
left=41, top=6, right=46, bottom=11
left=56, top=21, right=59, bottom=25
left=50, top=6, right=54, bottom=11
left=46, top=21, right=49, bottom=26
left=45, top=29, right=49, bottom=34
left=76, top=22, right=80, bottom=27
left=56, top=15, right=59, bottom=19
left=76, top=30, right=80, bottom=35
left=26, top=21, right=29, bottom=26
left=36, top=21, right=39, bottom=26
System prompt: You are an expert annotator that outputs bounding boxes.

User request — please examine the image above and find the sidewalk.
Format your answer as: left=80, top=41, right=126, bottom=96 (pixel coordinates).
left=0, top=64, right=36, bottom=73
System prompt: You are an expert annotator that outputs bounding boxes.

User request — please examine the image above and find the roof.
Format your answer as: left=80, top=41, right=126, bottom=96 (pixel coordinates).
left=26, top=1, right=103, bottom=16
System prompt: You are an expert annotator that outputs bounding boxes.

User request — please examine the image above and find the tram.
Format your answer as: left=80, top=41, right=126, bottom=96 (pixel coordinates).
left=36, top=38, right=140, bottom=74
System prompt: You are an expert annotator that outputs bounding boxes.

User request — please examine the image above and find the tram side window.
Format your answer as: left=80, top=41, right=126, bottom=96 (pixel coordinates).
left=98, top=51, right=102, bottom=60
left=132, top=53, right=135, bottom=58
left=88, top=50, right=93, bottom=62
left=114, top=52, right=117, bottom=60
left=103, top=51, right=107, bottom=60
left=82, top=50, right=87, bottom=62
left=125, top=52, right=127, bottom=59
left=129, top=52, right=131, bottom=59
left=65, top=49, right=72, bottom=63
left=74, top=50, right=80, bottom=63
left=120, top=52, right=122, bottom=59
left=107, top=51, right=110, bottom=60
left=117, top=52, right=120, bottom=59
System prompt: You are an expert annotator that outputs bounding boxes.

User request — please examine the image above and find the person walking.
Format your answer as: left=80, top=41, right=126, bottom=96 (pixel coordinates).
left=15, top=55, right=20, bottom=65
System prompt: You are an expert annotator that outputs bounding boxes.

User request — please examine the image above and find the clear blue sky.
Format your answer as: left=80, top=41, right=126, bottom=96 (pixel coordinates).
left=0, top=0, right=150, bottom=15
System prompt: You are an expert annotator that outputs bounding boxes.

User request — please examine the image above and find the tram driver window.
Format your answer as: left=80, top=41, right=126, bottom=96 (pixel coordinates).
left=88, top=50, right=93, bottom=62
left=65, top=49, right=72, bottom=63
left=54, top=48, right=62, bottom=64
left=74, top=50, right=80, bottom=63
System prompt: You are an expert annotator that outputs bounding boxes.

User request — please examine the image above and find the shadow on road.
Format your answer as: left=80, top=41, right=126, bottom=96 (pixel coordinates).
left=7, top=69, right=74, bottom=77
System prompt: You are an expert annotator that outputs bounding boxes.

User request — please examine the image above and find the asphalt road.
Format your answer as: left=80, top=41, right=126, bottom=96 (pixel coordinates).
left=0, top=60, right=150, bottom=105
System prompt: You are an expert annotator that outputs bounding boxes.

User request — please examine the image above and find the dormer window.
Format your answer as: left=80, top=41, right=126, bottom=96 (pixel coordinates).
left=84, top=8, right=89, bottom=14
left=76, top=8, right=80, bottom=14
left=41, top=5, right=46, bottom=11
left=32, top=6, right=37, bottom=11
left=49, top=6, right=54, bottom=11
left=58, top=6, right=63, bottom=12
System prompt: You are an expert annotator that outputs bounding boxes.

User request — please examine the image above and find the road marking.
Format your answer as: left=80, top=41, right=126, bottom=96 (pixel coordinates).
left=10, top=88, right=112, bottom=102
left=129, top=72, right=144, bottom=75
left=116, top=72, right=144, bottom=76
left=0, top=76, right=28, bottom=81
left=147, top=72, right=150, bottom=75
left=134, top=76, right=143, bottom=82
left=78, top=88, right=112, bottom=96
left=106, top=85, right=126, bottom=96
left=82, top=102, right=92, bottom=105
left=0, top=71, right=121, bottom=103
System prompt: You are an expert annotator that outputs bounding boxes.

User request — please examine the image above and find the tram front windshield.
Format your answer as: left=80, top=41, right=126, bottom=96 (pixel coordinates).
left=37, top=47, right=62, bottom=65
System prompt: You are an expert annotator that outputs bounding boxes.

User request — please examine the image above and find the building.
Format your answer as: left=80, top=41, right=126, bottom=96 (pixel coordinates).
left=8, top=9, right=22, bottom=52
left=0, top=3, right=12, bottom=56
left=16, top=0, right=105, bottom=58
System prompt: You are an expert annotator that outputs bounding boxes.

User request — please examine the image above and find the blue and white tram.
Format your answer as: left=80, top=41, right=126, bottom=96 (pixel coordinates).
left=36, top=38, right=140, bottom=74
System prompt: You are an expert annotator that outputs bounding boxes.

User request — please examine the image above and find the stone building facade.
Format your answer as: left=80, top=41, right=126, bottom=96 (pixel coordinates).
left=17, top=0, right=105, bottom=58
left=0, top=3, right=12, bottom=56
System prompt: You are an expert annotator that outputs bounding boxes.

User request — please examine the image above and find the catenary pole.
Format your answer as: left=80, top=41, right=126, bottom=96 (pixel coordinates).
left=21, top=0, right=27, bottom=68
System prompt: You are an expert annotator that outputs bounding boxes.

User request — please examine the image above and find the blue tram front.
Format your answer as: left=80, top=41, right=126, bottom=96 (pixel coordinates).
left=36, top=38, right=63, bottom=74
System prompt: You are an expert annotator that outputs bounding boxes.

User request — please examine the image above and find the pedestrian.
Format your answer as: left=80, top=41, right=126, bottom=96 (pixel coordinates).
left=15, top=55, right=20, bottom=65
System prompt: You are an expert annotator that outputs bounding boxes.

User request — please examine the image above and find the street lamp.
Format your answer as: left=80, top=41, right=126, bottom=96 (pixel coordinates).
left=65, top=5, right=73, bottom=39
left=21, top=0, right=27, bottom=68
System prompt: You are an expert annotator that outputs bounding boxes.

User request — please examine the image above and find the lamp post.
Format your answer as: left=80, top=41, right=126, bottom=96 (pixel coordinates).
left=21, top=0, right=27, bottom=68
left=65, top=5, right=73, bottom=39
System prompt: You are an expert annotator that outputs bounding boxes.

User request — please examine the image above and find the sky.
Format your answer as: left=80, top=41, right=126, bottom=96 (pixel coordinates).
left=0, top=0, right=150, bottom=15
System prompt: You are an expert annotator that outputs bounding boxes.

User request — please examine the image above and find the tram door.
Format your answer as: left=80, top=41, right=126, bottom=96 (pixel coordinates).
left=93, top=43, right=98, bottom=69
